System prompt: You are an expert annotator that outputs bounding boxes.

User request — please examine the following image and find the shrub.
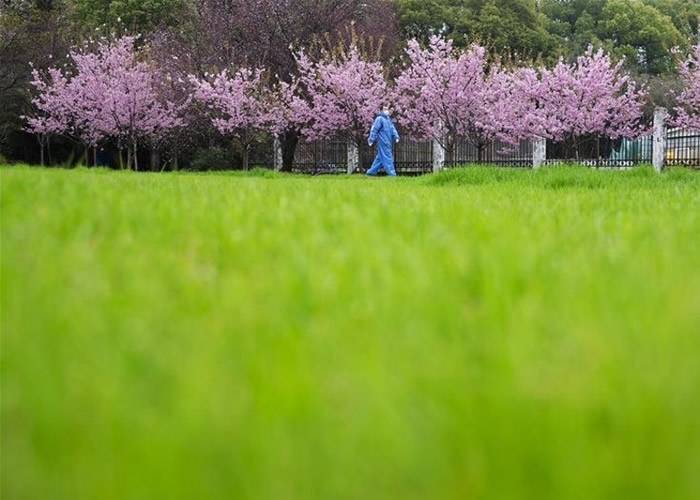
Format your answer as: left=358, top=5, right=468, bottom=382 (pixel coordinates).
left=190, top=147, right=236, bottom=171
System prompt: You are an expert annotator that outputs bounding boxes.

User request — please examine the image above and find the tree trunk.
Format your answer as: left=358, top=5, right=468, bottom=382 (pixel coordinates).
left=446, top=139, right=455, bottom=166
left=172, top=152, right=179, bottom=171
left=347, top=138, right=359, bottom=174
left=477, top=143, right=485, bottom=163
left=39, top=140, right=45, bottom=166
left=242, top=143, right=250, bottom=171
left=119, top=148, right=125, bottom=170
left=93, top=147, right=97, bottom=167
left=133, top=141, right=139, bottom=171
left=280, top=129, right=299, bottom=172
left=47, top=138, right=52, bottom=166
left=151, top=148, right=160, bottom=171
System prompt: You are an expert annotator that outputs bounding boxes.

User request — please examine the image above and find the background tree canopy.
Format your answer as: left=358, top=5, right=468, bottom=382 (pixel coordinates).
left=70, top=0, right=188, bottom=35
left=541, top=0, right=692, bottom=74
left=397, top=0, right=698, bottom=72
left=396, top=0, right=558, bottom=58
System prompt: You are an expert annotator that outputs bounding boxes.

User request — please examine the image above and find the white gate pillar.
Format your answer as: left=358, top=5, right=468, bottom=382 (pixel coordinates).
left=432, top=122, right=446, bottom=173
left=347, top=140, right=359, bottom=174
left=533, top=137, right=547, bottom=169
left=273, top=136, right=283, bottom=171
left=653, top=107, right=668, bottom=173
left=432, top=137, right=446, bottom=173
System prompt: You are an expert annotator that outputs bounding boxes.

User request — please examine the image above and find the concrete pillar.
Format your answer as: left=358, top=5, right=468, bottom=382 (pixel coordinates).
left=347, top=140, right=359, bottom=174
left=432, top=121, right=447, bottom=173
left=432, top=138, right=446, bottom=173
left=533, top=137, right=547, bottom=169
left=653, top=107, right=668, bottom=173
left=273, top=136, right=283, bottom=171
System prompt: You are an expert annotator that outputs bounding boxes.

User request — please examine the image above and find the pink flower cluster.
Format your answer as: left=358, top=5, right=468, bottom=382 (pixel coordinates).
left=538, top=48, right=647, bottom=141
left=394, top=38, right=496, bottom=149
left=25, top=67, right=73, bottom=144
left=393, top=37, right=647, bottom=152
left=189, top=68, right=283, bottom=140
left=26, top=37, right=183, bottom=167
left=291, top=47, right=386, bottom=143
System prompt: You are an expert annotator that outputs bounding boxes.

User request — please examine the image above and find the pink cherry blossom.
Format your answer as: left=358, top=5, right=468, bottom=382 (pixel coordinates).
left=190, top=67, right=285, bottom=170
left=26, top=36, right=184, bottom=169
left=393, top=36, right=517, bottom=160
left=293, top=46, right=386, bottom=144
left=537, top=48, right=647, bottom=142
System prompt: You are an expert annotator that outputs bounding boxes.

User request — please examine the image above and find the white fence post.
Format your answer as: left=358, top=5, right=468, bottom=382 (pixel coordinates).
left=432, top=138, right=445, bottom=173
left=533, top=137, right=547, bottom=169
left=433, top=120, right=446, bottom=173
left=273, top=136, right=283, bottom=171
left=432, top=121, right=446, bottom=173
left=347, top=140, right=359, bottom=174
left=653, top=107, right=668, bottom=173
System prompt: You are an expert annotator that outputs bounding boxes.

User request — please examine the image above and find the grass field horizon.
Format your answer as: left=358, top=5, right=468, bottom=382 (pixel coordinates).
left=2, top=165, right=700, bottom=499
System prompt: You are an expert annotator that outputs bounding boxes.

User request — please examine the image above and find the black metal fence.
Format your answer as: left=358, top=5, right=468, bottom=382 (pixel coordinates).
left=293, top=136, right=434, bottom=175
left=289, top=129, right=699, bottom=174
left=394, top=138, right=434, bottom=174
left=667, top=128, right=700, bottom=167
left=292, top=137, right=532, bottom=173
left=359, top=138, right=434, bottom=175
left=293, top=139, right=347, bottom=174
left=249, top=138, right=275, bottom=168
left=543, top=135, right=653, bottom=168
left=445, top=138, right=533, bottom=167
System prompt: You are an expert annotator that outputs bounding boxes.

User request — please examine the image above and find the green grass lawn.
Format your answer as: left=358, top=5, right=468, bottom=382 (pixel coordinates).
left=2, top=165, right=700, bottom=500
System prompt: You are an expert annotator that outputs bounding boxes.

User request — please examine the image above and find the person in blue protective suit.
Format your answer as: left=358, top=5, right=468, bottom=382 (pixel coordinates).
left=366, top=105, right=400, bottom=176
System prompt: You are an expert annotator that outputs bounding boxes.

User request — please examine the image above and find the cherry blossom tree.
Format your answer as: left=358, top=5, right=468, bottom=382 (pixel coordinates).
left=25, top=67, right=73, bottom=166
left=293, top=45, right=387, bottom=169
left=393, top=36, right=513, bottom=162
left=673, top=44, right=700, bottom=130
left=25, top=59, right=111, bottom=166
left=476, top=65, right=539, bottom=154
left=190, top=67, right=283, bottom=170
left=75, top=37, right=183, bottom=170
left=509, top=48, right=647, bottom=158
left=145, top=66, right=194, bottom=170
left=26, top=36, right=183, bottom=169
left=487, top=67, right=550, bottom=144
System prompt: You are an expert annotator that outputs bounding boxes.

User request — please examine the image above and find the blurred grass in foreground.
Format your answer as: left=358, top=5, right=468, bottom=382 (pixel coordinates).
left=2, top=165, right=700, bottom=500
